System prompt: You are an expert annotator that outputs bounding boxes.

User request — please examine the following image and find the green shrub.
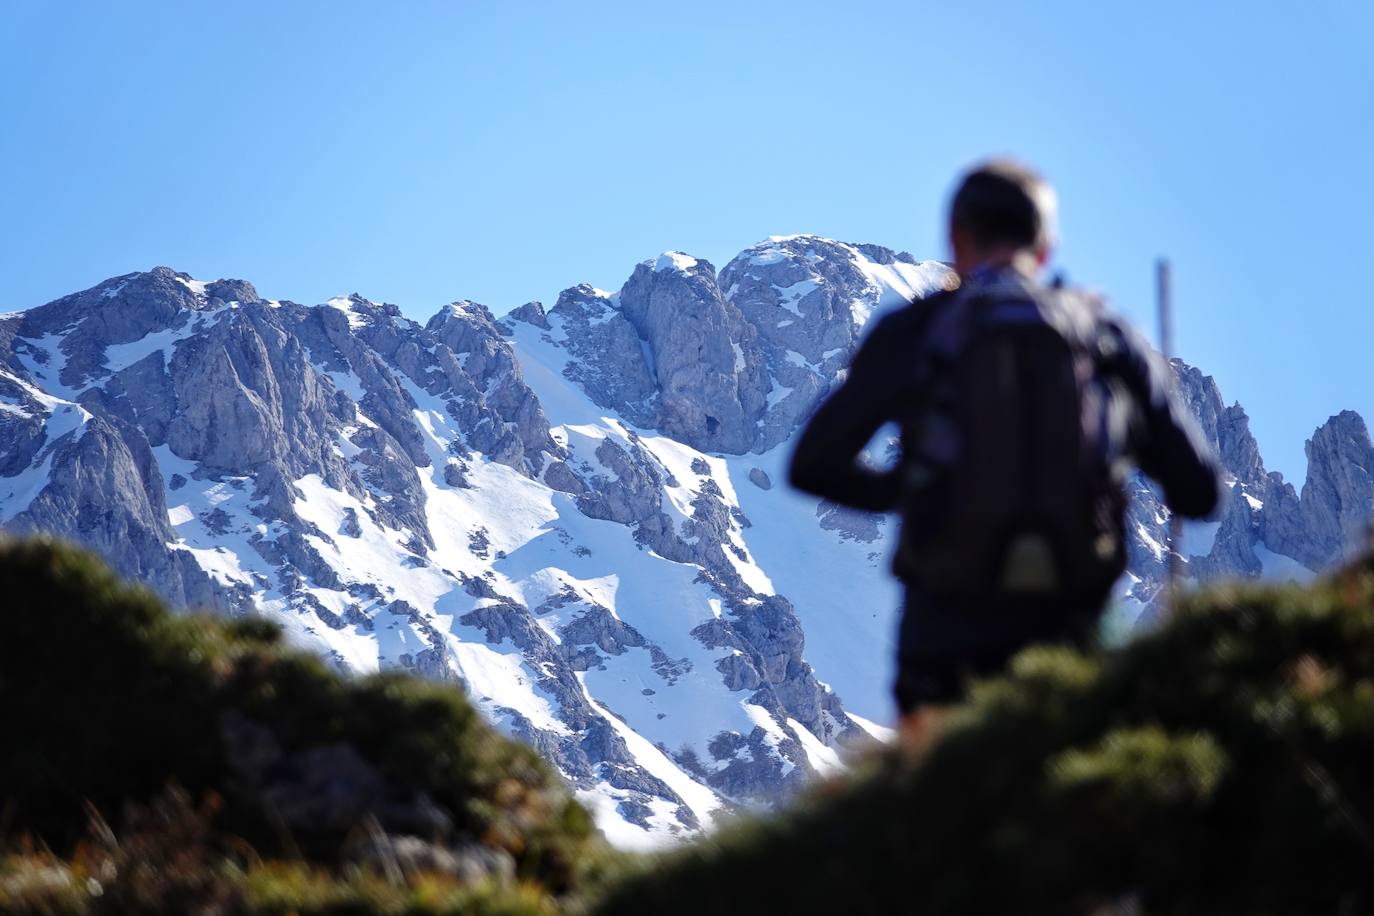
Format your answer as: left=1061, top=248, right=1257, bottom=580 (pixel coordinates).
left=0, top=852, right=564, bottom=916
left=241, top=864, right=558, bottom=916
left=592, top=562, right=1374, bottom=916
left=0, top=536, right=611, bottom=907
left=13, top=535, right=1374, bottom=914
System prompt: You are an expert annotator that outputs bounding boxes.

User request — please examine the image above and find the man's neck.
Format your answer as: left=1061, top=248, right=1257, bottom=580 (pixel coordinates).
left=956, top=249, right=1042, bottom=281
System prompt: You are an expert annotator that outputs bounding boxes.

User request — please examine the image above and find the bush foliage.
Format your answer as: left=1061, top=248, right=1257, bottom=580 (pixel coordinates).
left=8, top=535, right=1374, bottom=914
left=594, top=561, right=1374, bottom=916
left=0, top=536, right=615, bottom=914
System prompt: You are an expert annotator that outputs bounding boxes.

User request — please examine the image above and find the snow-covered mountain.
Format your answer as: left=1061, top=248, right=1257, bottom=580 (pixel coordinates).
left=3, top=236, right=1370, bottom=847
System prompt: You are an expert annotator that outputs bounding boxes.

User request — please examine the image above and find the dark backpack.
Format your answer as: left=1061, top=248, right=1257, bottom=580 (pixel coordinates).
left=894, top=278, right=1127, bottom=600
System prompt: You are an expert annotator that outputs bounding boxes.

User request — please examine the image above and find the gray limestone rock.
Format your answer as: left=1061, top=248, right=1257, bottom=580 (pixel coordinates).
left=816, top=500, right=883, bottom=543
left=1190, top=482, right=1262, bottom=580
left=9, top=412, right=228, bottom=612
left=1256, top=473, right=1308, bottom=563
left=1296, top=410, right=1374, bottom=566
left=17, top=267, right=205, bottom=391
left=456, top=596, right=697, bottom=827
left=559, top=603, right=647, bottom=656
left=165, top=317, right=287, bottom=469
left=716, top=652, right=762, bottom=692
left=505, top=300, right=549, bottom=331
left=105, top=350, right=177, bottom=447
left=719, top=237, right=952, bottom=450
left=545, top=284, right=659, bottom=429
left=617, top=255, right=767, bottom=453
left=340, top=507, right=363, bottom=538
left=1126, top=359, right=1327, bottom=603
left=543, top=459, right=585, bottom=495
left=424, top=301, right=557, bottom=474
left=704, top=727, right=801, bottom=802
left=1173, top=362, right=1266, bottom=488
left=443, top=460, right=471, bottom=488
left=0, top=376, right=48, bottom=476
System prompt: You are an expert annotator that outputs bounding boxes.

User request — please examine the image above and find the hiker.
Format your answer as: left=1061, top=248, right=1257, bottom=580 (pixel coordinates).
left=788, top=160, right=1221, bottom=746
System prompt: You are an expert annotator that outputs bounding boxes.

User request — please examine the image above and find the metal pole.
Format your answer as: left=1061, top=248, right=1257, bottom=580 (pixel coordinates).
left=1157, top=258, right=1184, bottom=612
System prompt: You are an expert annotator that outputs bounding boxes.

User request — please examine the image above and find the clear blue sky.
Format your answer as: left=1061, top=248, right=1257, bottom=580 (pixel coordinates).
left=2, top=1, right=1370, bottom=483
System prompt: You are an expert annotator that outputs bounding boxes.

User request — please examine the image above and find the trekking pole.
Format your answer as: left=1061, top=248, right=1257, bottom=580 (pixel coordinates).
left=1157, top=258, right=1184, bottom=614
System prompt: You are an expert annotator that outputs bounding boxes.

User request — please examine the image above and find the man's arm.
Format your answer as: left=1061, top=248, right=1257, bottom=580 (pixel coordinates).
left=1112, top=320, right=1223, bottom=519
left=788, top=313, right=907, bottom=512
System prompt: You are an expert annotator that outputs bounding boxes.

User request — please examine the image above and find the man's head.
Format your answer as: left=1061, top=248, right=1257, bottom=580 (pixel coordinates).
left=948, top=159, right=1058, bottom=277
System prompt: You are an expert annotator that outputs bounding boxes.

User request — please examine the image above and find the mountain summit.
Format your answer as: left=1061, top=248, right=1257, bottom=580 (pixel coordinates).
left=2, top=238, right=1368, bottom=846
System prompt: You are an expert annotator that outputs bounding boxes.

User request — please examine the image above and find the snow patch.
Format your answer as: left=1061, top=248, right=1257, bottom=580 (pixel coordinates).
left=787, top=718, right=844, bottom=776
left=1256, top=545, right=1313, bottom=582
left=846, top=712, right=895, bottom=743
left=749, top=247, right=788, bottom=267
left=325, top=296, right=370, bottom=328
left=579, top=673, right=722, bottom=829
left=653, top=252, right=698, bottom=273
left=773, top=278, right=819, bottom=317
left=176, top=276, right=210, bottom=297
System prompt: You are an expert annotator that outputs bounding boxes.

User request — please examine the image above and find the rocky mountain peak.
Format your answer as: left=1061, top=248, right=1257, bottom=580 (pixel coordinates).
left=1297, top=410, right=1374, bottom=565
left=512, top=238, right=951, bottom=456
left=617, top=252, right=767, bottom=454
left=1311, top=409, right=1371, bottom=449
left=645, top=251, right=712, bottom=278
left=1172, top=361, right=1266, bottom=488
left=718, top=235, right=952, bottom=451
left=432, top=299, right=498, bottom=323
left=14, top=268, right=229, bottom=391
left=531, top=283, right=659, bottom=429
left=503, top=301, right=549, bottom=331
left=201, top=277, right=263, bottom=306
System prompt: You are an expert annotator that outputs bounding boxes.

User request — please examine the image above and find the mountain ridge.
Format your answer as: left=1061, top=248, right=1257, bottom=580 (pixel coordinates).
left=3, top=236, right=1370, bottom=846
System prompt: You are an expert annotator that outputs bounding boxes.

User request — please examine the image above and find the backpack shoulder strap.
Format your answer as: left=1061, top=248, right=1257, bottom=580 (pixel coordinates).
left=909, top=286, right=990, bottom=386
left=1035, top=284, right=1127, bottom=372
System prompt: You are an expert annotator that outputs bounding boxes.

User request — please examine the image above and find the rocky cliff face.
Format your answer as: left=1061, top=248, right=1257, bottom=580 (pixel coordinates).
left=1121, top=360, right=1368, bottom=624
left=540, top=239, right=950, bottom=455
left=1, top=238, right=1364, bottom=847
left=615, top=253, right=768, bottom=453
left=719, top=236, right=951, bottom=451
left=1296, top=411, right=1374, bottom=566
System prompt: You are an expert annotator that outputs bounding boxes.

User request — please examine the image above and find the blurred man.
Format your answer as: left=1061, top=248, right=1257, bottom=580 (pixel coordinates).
left=788, top=160, right=1220, bottom=745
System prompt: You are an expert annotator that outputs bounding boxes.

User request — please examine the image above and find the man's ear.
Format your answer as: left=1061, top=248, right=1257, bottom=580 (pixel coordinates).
left=1034, top=245, right=1052, bottom=268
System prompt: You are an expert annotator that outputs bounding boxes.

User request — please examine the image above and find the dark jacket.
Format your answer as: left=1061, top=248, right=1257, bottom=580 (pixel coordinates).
left=788, top=277, right=1221, bottom=653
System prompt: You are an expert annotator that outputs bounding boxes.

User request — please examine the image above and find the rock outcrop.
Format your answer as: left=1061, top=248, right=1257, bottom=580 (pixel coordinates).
left=1124, top=362, right=1364, bottom=623
left=1296, top=410, right=1374, bottom=566
left=719, top=236, right=950, bottom=450
left=615, top=254, right=768, bottom=453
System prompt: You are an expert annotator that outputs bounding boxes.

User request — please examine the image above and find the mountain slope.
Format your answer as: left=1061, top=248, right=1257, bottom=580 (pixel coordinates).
left=2, top=236, right=1368, bottom=846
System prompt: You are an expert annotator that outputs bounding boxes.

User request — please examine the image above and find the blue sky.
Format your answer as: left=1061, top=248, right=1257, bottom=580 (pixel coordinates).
left=2, top=1, right=1370, bottom=482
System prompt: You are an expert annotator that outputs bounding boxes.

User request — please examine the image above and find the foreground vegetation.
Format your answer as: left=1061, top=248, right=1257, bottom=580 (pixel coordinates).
left=5, top=535, right=1374, bottom=914
left=597, top=563, right=1374, bottom=915
left=0, top=537, right=618, bottom=914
